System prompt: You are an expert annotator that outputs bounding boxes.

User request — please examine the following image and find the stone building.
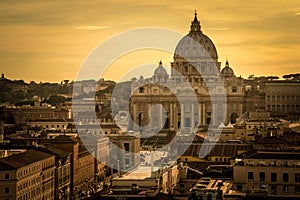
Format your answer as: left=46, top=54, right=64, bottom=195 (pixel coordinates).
left=38, top=145, right=71, bottom=200
left=264, top=81, right=300, bottom=119
left=0, top=149, right=55, bottom=200
left=233, top=150, right=300, bottom=197
left=129, top=12, right=246, bottom=133
left=49, top=135, right=95, bottom=198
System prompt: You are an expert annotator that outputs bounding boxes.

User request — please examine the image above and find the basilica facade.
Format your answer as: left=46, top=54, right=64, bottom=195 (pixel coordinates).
left=129, top=12, right=245, bottom=132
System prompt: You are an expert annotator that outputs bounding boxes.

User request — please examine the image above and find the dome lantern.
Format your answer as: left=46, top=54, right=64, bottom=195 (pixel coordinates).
left=190, top=10, right=201, bottom=33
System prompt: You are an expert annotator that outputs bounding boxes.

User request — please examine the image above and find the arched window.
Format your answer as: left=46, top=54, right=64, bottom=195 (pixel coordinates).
left=272, top=95, right=275, bottom=101
left=267, top=95, right=270, bottom=102
left=272, top=105, right=275, bottom=111
left=277, top=95, right=280, bottom=102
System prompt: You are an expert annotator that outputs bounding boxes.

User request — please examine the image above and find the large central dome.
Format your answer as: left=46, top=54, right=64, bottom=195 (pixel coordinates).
left=174, top=12, right=218, bottom=62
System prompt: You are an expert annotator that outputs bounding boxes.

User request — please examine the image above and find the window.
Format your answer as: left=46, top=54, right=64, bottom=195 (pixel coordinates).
left=271, top=185, right=277, bottom=194
left=296, top=186, right=300, bottom=193
left=283, top=173, right=289, bottom=182
left=272, top=105, right=275, bottom=111
left=259, top=172, right=265, bottom=182
left=277, top=95, right=280, bottom=102
left=292, top=95, right=295, bottom=102
left=4, top=173, right=9, bottom=180
left=139, top=87, right=144, bottom=93
left=232, top=87, right=237, bottom=93
left=267, top=95, right=270, bottom=102
left=295, top=173, right=300, bottom=182
left=271, top=173, right=277, bottom=182
left=283, top=186, right=288, bottom=193
left=272, top=95, right=275, bottom=101
left=124, top=143, right=130, bottom=152
left=282, top=95, right=285, bottom=101
left=184, top=66, right=188, bottom=73
left=4, top=187, right=9, bottom=193
left=237, top=184, right=242, bottom=191
left=248, top=172, right=254, bottom=180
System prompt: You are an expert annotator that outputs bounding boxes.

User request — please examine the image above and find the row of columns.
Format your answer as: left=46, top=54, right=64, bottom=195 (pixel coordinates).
left=131, top=101, right=234, bottom=131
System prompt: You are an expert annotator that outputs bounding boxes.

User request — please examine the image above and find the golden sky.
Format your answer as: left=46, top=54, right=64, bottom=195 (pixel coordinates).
left=0, top=0, right=300, bottom=82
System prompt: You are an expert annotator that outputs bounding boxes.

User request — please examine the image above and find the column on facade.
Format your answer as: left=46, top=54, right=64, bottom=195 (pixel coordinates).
left=169, top=103, right=173, bottom=129
left=202, top=103, right=206, bottom=125
left=181, top=103, right=184, bottom=128
left=191, top=103, right=195, bottom=128
left=160, top=104, right=163, bottom=129
left=198, top=103, right=202, bottom=124
left=174, top=103, right=178, bottom=131
left=132, top=103, right=138, bottom=130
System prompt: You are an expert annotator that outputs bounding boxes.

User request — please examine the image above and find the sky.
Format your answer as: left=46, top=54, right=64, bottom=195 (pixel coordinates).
left=0, top=0, right=300, bottom=83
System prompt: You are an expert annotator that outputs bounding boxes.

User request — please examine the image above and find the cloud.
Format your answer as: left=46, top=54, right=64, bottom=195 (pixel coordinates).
left=75, top=26, right=112, bottom=30
left=207, top=27, right=230, bottom=31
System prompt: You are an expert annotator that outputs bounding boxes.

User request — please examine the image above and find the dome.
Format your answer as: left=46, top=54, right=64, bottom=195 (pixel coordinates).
left=221, top=60, right=234, bottom=77
left=154, top=61, right=168, bottom=76
left=153, top=61, right=168, bottom=83
left=174, top=12, right=218, bottom=61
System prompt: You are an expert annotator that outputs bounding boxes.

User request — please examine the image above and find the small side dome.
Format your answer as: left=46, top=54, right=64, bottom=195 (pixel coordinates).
left=153, top=61, right=168, bottom=83
left=221, top=60, right=234, bottom=77
left=154, top=61, right=168, bottom=76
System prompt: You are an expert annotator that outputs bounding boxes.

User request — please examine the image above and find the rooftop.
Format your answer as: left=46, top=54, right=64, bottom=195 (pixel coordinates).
left=31, top=118, right=67, bottom=122
left=246, top=151, right=300, bottom=160
left=114, top=166, right=159, bottom=180
left=0, top=149, right=53, bottom=170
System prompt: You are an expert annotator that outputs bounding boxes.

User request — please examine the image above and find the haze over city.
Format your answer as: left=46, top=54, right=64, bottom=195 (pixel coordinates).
left=0, top=0, right=300, bottom=83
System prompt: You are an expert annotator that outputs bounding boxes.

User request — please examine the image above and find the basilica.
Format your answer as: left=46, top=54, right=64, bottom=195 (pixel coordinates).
left=129, top=12, right=245, bottom=132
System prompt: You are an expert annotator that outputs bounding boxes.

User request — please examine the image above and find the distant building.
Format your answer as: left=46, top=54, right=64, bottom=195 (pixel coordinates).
left=38, top=144, right=71, bottom=200
left=29, top=118, right=69, bottom=132
left=0, top=149, right=55, bottom=200
left=264, top=81, right=300, bottom=119
left=233, top=150, right=300, bottom=197
left=109, top=161, right=179, bottom=198
left=49, top=135, right=95, bottom=198
left=109, top=132, right=140, bottom=172
left=130, top=12, right=246, bottom=132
